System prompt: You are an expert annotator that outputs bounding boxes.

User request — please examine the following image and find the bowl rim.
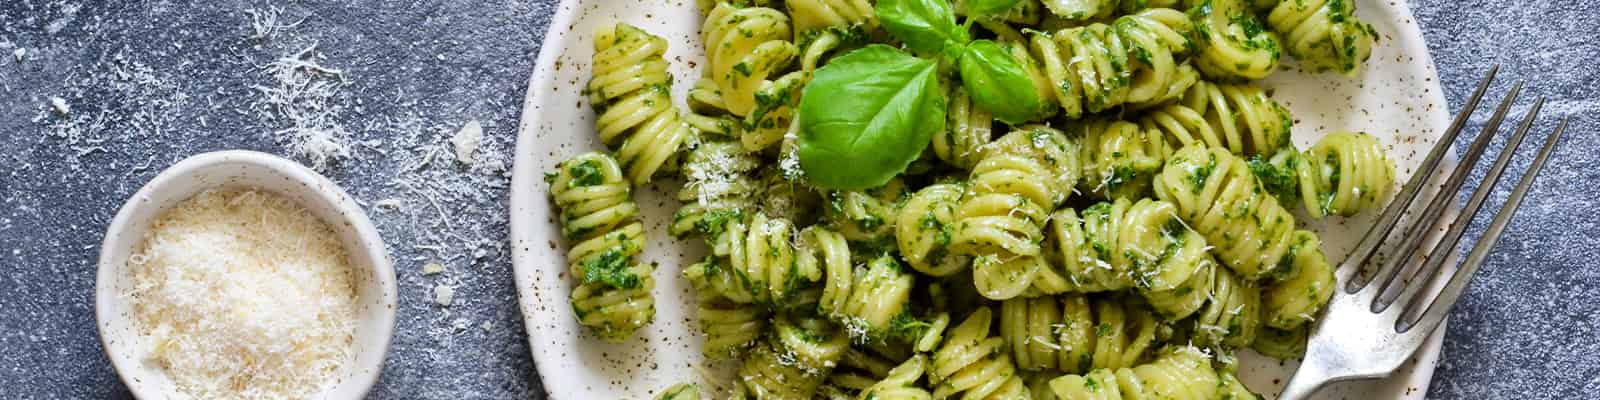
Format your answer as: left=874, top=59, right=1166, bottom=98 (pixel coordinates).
left=94, top=149, right=397, bottom=399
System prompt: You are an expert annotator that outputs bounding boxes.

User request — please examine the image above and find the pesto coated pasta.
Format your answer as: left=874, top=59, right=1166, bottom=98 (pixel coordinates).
left=856, top=355, right=933, bottom=400
left=1022, top=8, right=1199, bottom=119
left=896, top=183, right=969, bottom=277
left=656, top=383, right=701, bottom=400
left=559, top=0, right=1399, bottom=395
left=685, top=258, right=769, bottom=359
left=1266, top=0, right=1377, bottom=75
left=1047, top=346, right=1247, bottom=400
left=1139, top=79, right=1294, bottom=158
left=933, top=85, right=996, bottom=170
left=548, top=153, right=655, bottom=341
left=1189, top=0, right=1281, bottom=80
left=1259, top=230, right=1334, bottom=329
left=953, top=126, right=1080, bottom=300
left=1259, top=131, right=1396, bottom=218
left=929, top=307, right=1031, bottom=400
left=1154, top=146, right=1297, bottom=281
left=672, top=139, right=761, bottom=239
left=1001, top=294, right=1164, bottom=374
left=588, top=24, right=693, bottom=185
left=1040, top=198, right=1213, bottom=313
left=1074, top=119, right=1169, bottom=199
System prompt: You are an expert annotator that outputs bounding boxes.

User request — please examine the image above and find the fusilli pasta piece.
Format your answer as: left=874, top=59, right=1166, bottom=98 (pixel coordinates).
left=1266, top=0, right=1377, bottom=75
left=1189, top=0, right=1282, bottom=80
left=934, top=85, right=996, bottom=170
left=1038, top=198, right=1212, bottom=313
left=1257, top=131, right=1395, bottom=218
left=857, top=355, right=933, bottom=400
left=930, top=307, right=1032, bottom=400
left=896, top=183, right=970, bottom=277
left=548, top=152, right=655, bottom=341
left=953, top=126, right=1080, bottom=300
left=1023, top=8, right=1198, bottom=119
left=1154, top=146, right=1297, bottom=281
left=656, top=383, right=702, bottom=400
left=1001, top=294, right=1166, bottom=373
left=589, top=23, right=693, bottom=185
left=1046, top=346, right=1232, bottom=400
left=1139, top=79, right=1293, bottom=158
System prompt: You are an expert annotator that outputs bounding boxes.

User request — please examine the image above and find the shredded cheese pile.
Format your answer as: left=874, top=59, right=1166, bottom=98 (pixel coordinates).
left=128, top=189, right=357, bottom=399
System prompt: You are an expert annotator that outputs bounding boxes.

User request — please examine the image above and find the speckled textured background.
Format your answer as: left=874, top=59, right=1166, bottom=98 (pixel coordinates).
left=0, top=0, right=1593, bottom=399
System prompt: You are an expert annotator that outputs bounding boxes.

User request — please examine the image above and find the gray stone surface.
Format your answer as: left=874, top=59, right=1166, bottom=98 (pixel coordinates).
left=0, top=0, right=1592, bottom=399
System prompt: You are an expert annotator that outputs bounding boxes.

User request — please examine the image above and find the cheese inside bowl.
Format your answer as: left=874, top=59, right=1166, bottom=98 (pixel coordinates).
left=96, top=150, right=396, bottom=399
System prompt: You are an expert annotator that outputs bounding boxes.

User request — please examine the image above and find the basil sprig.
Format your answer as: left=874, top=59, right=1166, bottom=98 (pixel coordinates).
left=798, top=45, right=945, bottom=190
left=795, top=0, right=1045, bottom=190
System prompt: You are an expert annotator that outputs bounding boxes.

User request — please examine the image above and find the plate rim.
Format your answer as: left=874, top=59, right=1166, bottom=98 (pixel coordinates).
left=508, top=0, right=1456, bottom=398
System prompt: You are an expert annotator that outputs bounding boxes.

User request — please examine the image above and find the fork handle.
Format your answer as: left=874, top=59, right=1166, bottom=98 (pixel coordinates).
left=1278, top=359, right=1331, bottom=400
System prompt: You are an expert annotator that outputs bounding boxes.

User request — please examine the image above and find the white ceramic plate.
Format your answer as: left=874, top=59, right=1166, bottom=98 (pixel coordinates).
left=510, top=1, right=1454, bottom=398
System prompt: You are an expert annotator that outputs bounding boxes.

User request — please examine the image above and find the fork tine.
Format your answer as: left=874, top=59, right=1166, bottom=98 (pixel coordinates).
left=1386, top=97, right=1546, bottom=327
left=1363, top=80, right=1524, bottom=308
left=1341, top=66, right=1500, bottom=294
left=1402, top=116, right=1567, bottom=334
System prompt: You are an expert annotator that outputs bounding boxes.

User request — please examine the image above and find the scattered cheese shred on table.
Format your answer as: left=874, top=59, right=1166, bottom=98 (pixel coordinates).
left=128, top=189, right=357, bottom=400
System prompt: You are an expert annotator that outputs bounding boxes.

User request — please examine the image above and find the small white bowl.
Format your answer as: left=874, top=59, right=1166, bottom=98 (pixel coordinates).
left=96, top=150, right=397, bottom=399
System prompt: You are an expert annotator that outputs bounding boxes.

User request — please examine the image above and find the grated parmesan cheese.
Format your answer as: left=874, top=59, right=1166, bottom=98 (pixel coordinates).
left=434, top=284, right=455, bottom=307
left=450, top=120, right=484, bottom=164
left=128, top=189, right=356, bottom=400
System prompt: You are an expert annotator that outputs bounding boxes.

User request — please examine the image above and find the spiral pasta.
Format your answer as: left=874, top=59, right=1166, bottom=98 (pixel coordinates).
left=1154, top=146, right=1297, bottom=281
left=1189, top=0, right=1282, bottom=80
left=824, top=177, right=907, bottom=247
left=588, top=23, right=693, bottom=185
left=548, top=153, right=655, bottom=341
left=703, top=2, right=798, bottom=118
left=1042, top=0, right=1181, bottom=22
left=1267, top=131, right=1396, bottom=218
left=759, top=166, right=823, bottom=224
left=1187, top=265, right=1262, bottom=349
left=818, top=253, right=917, bottom=342
left=1022, top=8, right=1198, bottom=119
left=1001, top=294, right=1164, bottom=374
left=736, top=340, right=830, bottom=400
left=706, top=211, right=811, bottom=305
left=953, top=126, right=1080, bottom=300
left=1260, top=230, right=1334, bottom=329
left=1252, top=325, right=1308, bottom=360
left=1046, top=346, right=1228, bottom=400
left=656, top=383, right=701, bottom=400
left=1038, top=198, right=1212, bottom=309
left=896, top=183, right=969, bottom=277
left=673, top=140, right=762, bottom=239
left=773, top=306, right=852, bottom=371
left=1138, top=79, right=1293, bottom=158
left=933, top=85, right=996, bottom=170
left=857, top=355, right=933, bottom=400
left=685, top=258, right=769, bottom=359
left=1266, top=0, right=1377, bottom=75
left=1073, top=119, right=1169, bottom=200
left=787, top=0, right=875, bottom=34
left=930, top=307, right=1031, bottom=400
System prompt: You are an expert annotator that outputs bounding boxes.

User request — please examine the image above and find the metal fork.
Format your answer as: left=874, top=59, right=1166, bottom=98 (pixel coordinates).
left=1277, top=66, right=1570, bottom=400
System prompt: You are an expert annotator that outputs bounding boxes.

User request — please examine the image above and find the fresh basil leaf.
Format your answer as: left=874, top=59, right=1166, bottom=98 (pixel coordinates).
left=877, top=0, right=969, bottom=55
left=798, top=45, right=945, bottom=190
left=965, top=0, right=1024, bottom=17
left=958, top=39, right=1047, bottom=124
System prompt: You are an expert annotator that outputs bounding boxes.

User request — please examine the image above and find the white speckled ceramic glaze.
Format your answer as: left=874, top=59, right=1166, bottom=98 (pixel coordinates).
left=510, top=1, right=1456, bottom=398
left=96, top=150, right=397, bottom=399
